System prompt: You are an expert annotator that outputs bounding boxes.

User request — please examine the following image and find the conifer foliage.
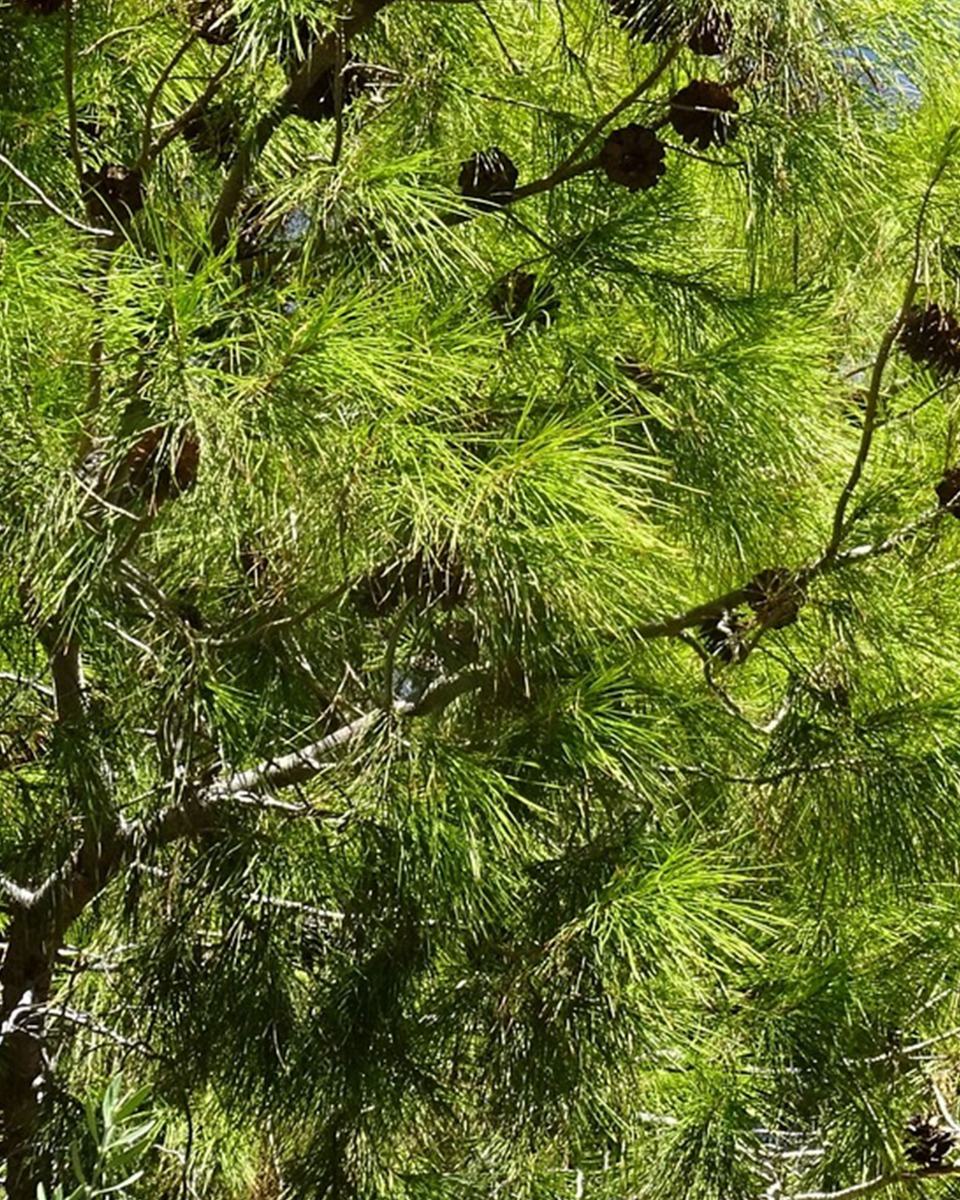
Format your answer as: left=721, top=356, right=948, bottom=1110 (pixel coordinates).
left=2, top=0, right=960, bottom=1198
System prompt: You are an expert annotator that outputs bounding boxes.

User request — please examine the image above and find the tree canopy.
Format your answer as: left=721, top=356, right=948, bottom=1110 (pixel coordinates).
left=3, top=0, right=960, bottom=1197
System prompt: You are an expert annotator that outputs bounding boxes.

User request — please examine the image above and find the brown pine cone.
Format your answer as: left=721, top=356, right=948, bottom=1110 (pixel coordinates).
left=82, top=164, right=144, bottom=227
left=458, top=148, right=519, bottom=208
left=744, top=567, right=805, bottom=629
left=898, top=303, right=960, bottom=376
left=935, top=467, right=960, bottom=517
left=599, top=124, right=667, bottom=191
left=669, top=79, right=739, bottom=149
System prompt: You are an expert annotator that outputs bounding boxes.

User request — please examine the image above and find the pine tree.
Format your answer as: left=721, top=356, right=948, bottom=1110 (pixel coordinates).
left=2, top=0, right=960, bottom=1197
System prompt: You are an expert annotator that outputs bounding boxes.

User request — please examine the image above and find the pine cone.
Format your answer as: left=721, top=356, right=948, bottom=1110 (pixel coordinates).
left=458, top=147, right=519, bottom=208
left=935, top=466, right=960, bottom=517
left=898, top=303, right=960, bottom=376
left=82, top=164, right=144, bottom=227
left=353, top=545, right=470, bottom=615
left=905, top=1115, right=955, bottom=1167
left=600, top=124, right=667, bottom=191
left=669, top=79, right=738, bottom=149
left=698, top=610, right=748, bottom=663
left=489, top=269, right=560, bottom=327
left=123, top=426, right=200, bottom=513
left=744, top=567, right=805, bottom=630
left=608, top=0, right=731, bottom=54
left=608, top=0, right=675, bottom=40
left=290, top=63, right=367, bottom=122
left=687, top=5, right=732, bottom=55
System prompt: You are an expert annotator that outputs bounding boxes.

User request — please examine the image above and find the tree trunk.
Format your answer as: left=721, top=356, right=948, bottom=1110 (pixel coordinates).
left=0, top=910, right=56, bottom=1200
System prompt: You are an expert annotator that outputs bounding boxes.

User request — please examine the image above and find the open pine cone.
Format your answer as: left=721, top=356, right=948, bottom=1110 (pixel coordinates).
left=458, top=148, right=519, bottom=208
left=600, top=124, right=667, bottom=191
left=609, top=0, right=732, bottom=54
left=744, top=567, right=805, bottom=629
left=905, top=1115, right=955, bottom=1168
left=898, top=303, right=960, bottom=376
left=669, top=80, right=739, bottom=150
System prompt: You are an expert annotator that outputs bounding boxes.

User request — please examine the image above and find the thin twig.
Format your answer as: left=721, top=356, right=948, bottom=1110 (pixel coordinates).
left=0, top=672, right=55, bottom=702
left=63, top=0, right=85, bottom=187
left=474, top=0, right=521, bottom=75
left=788, top=1166, right=960, bottom=1200
left=138, top=30, right=201, bottom=170
left=0, top=152, right=113, bottom=237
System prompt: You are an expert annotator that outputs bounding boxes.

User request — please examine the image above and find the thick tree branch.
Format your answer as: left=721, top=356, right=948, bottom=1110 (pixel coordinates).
left=209, top=668, right=486, bottom=797
left=63, top=0, right=85, bottom=187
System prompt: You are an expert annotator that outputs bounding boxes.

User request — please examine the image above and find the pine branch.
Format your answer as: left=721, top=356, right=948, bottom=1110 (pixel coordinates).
left=148, top=55, right=234, bottom=162
left=825, top=127, right=958, bottom=560
left=0, top=152, right=113, bottom=237
left=209, top=667, right=486, bottom=797
left=637, top=507, right=947, bottom=642
left=137, top=29, right=201, bottom=170
left=788, top=1166, right=960, bottom=1200
left=208, top=0, right=393, bottom=251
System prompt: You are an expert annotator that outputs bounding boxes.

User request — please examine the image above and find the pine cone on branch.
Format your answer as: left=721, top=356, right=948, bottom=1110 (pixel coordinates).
left=744, top=567, right=805, bottom=629
left=898, top=303, right=960, bottom=377
left=935, top=466, right=960, bottom=517
left=669, top=79, right=739, bottom=149
left=189, top=0, right=237, bottom=45
left=599, top=124, right=667, bottom=191
left=82, top=164, right=144, bottom=227
left=698, top=609, right=748, bottom=663
left=458, top=148, right=519, bottom=208
left=905, top=1115, right=955, bottom=1168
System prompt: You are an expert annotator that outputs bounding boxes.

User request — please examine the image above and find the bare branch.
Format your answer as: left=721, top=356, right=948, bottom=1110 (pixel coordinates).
left=0, top=673, right=55, bottom=703
left=788, top=1165, right=960, bottom=1200
left=0, top=152, right=113, bottom=237
left=138, top=29, right=201, bottom=170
